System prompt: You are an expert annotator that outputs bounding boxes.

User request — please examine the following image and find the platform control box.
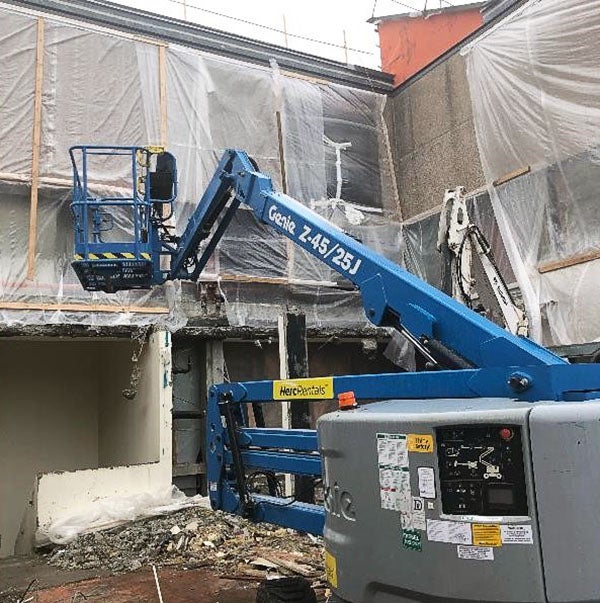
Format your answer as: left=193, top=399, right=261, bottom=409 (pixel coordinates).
left=319, top=398, right=600, bottom=603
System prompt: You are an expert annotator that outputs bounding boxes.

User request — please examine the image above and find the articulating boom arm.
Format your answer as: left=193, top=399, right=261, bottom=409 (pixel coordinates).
left=171, top=149, right=563, bottom=371
left=71, top=145, right=600, bottom=538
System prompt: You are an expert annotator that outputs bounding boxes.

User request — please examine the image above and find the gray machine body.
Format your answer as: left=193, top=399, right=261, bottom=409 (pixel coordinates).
left=318, top=397, right=600, bottom=603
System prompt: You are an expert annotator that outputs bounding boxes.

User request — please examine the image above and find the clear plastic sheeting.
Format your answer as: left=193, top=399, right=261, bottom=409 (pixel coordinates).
left=0, top=6, right=399, bottom=329
left=464, top=0, right=600, bottom=345
left=220, top=281, right=369, bottom=329
left=39, top=485, right=210, bottom=545
left=280, top=71, right=327, bottom=203
left=41, top=23, right=160, bottom=180
left=0, top=13, right=36, bottom=175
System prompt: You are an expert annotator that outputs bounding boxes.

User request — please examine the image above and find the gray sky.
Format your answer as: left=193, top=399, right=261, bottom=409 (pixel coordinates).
left=116, top=0, right=482, bottom=69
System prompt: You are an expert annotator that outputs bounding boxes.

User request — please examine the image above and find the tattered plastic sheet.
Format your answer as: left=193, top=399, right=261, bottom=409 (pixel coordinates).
left=39, top=485, right=210, bottom=545
left=0, top=6, right=399, bottom=330
left=464, top=0, right=600, bottom=345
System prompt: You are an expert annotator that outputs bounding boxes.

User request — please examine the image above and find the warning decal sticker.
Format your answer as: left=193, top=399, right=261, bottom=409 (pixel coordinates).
left=501, top=524, right=533, bottom=544
left=426, top=519, right=472, bottom=545
left=457, top=545, right=494, bottom=561
left=407, top=433, right=434, bottom=453
left=410, top=497, right=427, bottom=531
left=417, top=466, right=436, bottom=499
left=325, top=550, right=338, bottom=588
left=472, top=524, right=502, bottom=547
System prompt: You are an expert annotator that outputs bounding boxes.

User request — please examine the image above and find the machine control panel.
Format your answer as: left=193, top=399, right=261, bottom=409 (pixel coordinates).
left=436, top=425, right=528, bottom=516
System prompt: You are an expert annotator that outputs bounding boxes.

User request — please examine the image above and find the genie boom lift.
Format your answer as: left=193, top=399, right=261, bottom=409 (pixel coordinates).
left=70, top=145, right=600, bottom=603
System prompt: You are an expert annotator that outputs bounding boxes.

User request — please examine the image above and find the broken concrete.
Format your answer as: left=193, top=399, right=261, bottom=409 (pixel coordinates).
left=46, top=506, right=325, bottom=583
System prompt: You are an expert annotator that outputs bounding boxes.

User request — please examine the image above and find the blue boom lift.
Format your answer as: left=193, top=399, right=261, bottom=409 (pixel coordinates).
left=70, top=146, right=600, bottom=603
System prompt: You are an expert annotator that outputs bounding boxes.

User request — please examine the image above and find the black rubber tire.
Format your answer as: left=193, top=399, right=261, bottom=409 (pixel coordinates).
left=256, top=577, right=317, bottom=603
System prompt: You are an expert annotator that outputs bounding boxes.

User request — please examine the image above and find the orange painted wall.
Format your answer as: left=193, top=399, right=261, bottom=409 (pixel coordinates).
left=378, top=8, right=483, bottom=86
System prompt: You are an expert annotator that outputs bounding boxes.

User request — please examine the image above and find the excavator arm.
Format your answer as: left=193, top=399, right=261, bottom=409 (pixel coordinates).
left=437, top=186, right=529, bottom=337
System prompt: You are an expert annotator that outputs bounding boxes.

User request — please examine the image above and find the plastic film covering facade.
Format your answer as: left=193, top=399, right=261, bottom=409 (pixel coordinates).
left=0, top=6, right=399, bottom=329
left=463, top=0, right=600, bottom=345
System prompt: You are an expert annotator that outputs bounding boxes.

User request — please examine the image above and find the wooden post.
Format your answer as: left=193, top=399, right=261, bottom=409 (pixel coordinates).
left=342, top=29, right=349, bottom=64
left=278, top=310, right=314, bottom=502
left=158, top=45, right=168, bottom=147
left=204, top=339, right=225, bottom=494
left=278, top=317, right=292, bottom=420
left=275, top=109, right=294, bottom=281
left=278, top=314, right=292, bottom=494
left=205, top=340, right=226, bottom=395
left=275, top=111, right=287, bottom=195
left=27, top=17, right=45, bottom=280
left=282, top=14, right=289, bottom=48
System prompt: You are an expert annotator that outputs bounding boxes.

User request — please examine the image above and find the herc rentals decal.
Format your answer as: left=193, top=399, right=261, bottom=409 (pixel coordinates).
left=272, top=377, right=334, bottom=400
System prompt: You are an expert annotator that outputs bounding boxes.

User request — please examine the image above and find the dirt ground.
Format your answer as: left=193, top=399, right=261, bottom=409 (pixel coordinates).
left=0, top=557, right=258, bottom=603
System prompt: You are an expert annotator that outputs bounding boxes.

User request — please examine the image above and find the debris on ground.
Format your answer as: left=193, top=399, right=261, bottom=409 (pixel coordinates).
left=46, top=506, right=326, bottom=589
left=39, top=486, right=208, bottom=545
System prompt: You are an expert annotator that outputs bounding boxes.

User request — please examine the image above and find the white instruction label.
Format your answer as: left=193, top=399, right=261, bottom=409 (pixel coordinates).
left=457, top=545, right=494, bottom=561
left=380, top=489, right=399, bottom=511
left=399, top=469, right=412, bottom=512
left=417, top=466, right=436, bottom=499
left=401, top=511, right=412, bottom=530
left=410, top=497, right=426, bottom=530
left=399, top=469, right=413, bottom=527
left=379, top=467, right=403, bottom=511
left=401, top=493, right=425, bottom=530
left=377, top=433, right=408, bottom=466
left=427, top=519, right=472, bottom=545
left=377, top=434, right=409, bottom=511
left=501, top=524, right=533, bottom=544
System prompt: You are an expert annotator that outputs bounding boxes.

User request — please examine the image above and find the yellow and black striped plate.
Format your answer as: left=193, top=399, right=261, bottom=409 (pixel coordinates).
left=73, top=252, right=151, bottom=261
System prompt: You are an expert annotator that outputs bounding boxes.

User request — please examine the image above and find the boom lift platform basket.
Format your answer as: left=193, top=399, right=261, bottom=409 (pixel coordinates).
left=70, top=145, right=177, bottom=292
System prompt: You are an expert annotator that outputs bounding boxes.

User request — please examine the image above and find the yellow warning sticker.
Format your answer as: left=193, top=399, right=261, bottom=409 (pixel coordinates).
left=407, top=434, right=434, bottom=453
left=472, top=524, right=502, bottom=547
left=272, top=377, right=334, bottom=400
left=324, top=550, right=338, bottom=588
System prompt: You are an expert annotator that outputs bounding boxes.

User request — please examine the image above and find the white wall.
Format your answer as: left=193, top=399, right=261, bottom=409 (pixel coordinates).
left=36, top=332, right=172, bottom=544
left=0, top=340, right=100, bottom=557
left=0, top=332, right=173, bottom=558
left=98, top=337, right=161, bottom=467
left=36, top=461, right=172, bottom=531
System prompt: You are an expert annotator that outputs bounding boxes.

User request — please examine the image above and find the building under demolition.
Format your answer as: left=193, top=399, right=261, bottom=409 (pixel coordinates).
left=0, top=0, right=399, bottom=558
left=1, top=0, right=599, bottom=563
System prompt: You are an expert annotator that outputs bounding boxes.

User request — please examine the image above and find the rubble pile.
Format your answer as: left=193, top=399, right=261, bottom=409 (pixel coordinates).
left=47, top=506, right=325, bottom=584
